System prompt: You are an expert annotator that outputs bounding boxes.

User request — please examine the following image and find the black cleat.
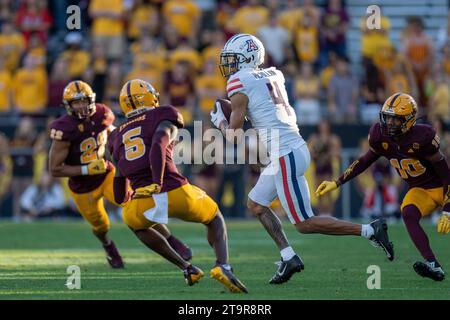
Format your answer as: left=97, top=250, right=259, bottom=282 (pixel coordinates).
left=269, top=255, right=304, bottom=284
left=413, top=261, right=445, bottom=281
left=369, top=218, right=394, bottom=261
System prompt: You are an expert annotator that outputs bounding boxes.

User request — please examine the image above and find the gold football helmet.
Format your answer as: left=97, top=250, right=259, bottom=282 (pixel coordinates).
left=380, top=93, right=418, bottom=136
left=63, top=80, right=96, bottom=119
left=119, top=79, right=159, bottom=118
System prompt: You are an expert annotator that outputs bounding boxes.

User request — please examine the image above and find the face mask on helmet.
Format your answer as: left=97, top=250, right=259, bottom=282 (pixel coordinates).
left=380, top=112, right=408, bottom=137
left=66, top=95, right=96, bottom=119
left=219, top=52, right=247, bottom=77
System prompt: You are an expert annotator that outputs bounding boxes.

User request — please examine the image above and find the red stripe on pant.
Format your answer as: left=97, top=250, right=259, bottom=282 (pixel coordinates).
left=279, top=156, right=301, bottom=224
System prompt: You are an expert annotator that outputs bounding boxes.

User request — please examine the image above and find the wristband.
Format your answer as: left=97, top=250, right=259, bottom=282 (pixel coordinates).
left=81, top=165, right=89, bottom=176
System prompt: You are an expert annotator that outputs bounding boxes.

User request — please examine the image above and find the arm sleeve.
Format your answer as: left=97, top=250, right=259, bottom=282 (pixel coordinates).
left=159, top=106, right=184, bottom=129
left=101, top=104, right=116, bottom=127
left=336, top=149, right=380, bottom=186
left=113, top=176, right=129, bottom=205
left=49, top=119, right=75, bottom=142
left=149, top=130, right=171, bottom=186
left=226, top=76, right=245, bottom=98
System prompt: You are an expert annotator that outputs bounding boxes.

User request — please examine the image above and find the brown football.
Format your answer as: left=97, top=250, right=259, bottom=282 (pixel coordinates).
left=214, top=98, right=232, bottom=122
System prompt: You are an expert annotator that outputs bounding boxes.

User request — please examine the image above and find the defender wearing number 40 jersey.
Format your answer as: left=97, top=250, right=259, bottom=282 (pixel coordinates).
left=317, top=93, right=450, bottom=281
left=49, top=81, right=192, bottom=269
left=210, top=33, right=394, bottom=286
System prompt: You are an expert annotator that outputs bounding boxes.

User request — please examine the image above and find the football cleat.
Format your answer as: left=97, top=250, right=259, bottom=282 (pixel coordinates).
left=183, top=264, right=204, bottom=286
left=369, top=218, right=394, bottom=261
left=269, top=254, right=304, bottom=285
left=167, top=236, right=193, bottom=261
left=413, top=261, right=445, bottom=281
left=210, top=265, right=248, bottom=293
left=103, top=241, right=124, bottom=269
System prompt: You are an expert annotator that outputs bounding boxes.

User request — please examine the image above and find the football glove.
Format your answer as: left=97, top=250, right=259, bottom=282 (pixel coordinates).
left=133, top=184, right=161, bottom=199
left=315, top=180, right=338, bottom=197
left=210, top=101, right=228, bottom=130
left=437, top=212, right=450, bottom=234
left=84, top=159, right=107, bottom=175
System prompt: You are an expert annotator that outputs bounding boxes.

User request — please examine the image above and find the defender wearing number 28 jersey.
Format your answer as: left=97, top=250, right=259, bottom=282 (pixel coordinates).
left=48, top=80, right=125, bottom=269
left=49, top=81, right=193, bottom=270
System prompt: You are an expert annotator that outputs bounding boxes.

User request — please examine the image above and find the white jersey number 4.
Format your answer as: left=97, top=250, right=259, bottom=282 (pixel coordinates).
left=266, top=79, right=293, bottom=123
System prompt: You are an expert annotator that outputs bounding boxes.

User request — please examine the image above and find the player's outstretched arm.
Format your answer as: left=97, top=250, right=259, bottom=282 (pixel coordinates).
left=426, top=150, right=450, bottom=234
left=49, top=139, right=106, bottom=177
left=316, top=149, right=380, bottom=197
left=111, top=154, right=132, bottom=204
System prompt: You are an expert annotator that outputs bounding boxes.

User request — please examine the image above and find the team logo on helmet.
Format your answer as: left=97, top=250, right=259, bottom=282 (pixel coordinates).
left=246, top=39, right=259, bottom=52
left=219, top=34, right=265, bottom=78
left=379, top=92, right=418, bottom=137
left=119, top=79, right=160, bottom=118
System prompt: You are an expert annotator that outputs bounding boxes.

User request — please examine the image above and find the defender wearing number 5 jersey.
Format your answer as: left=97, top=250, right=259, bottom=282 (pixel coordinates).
left=211, top=33, right=394, bottom=286
left=111, top=79, right=247, bottom=293
left=49, top=81, right=192, bottom=269
left=317, top=93, right=450, bottom=282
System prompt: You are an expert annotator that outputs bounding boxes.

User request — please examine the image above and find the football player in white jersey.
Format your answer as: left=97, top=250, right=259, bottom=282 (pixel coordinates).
left=210, top=34, right=394, bottom=284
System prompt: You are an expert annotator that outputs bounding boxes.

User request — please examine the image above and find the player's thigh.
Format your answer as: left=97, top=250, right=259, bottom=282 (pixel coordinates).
left=276, top=147, right=315, bottom=225
left=122, top=198, right=157, bottom=230
left=70, top=188, right=110, bottom=232
left=248, top=165, right=277, bottom=207
left=168, top=184, right=218, bottom=224
left=401, top=187, right=442, bottom=217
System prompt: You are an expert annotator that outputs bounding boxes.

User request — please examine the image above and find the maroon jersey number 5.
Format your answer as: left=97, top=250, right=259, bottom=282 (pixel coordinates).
left=123, top=126, right=146, bottom=161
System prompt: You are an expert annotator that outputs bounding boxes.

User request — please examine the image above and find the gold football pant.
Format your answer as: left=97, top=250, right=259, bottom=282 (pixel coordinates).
left=123, top=183, right=218, bottom=230
left=69, top=169, right=118, bottom=234
left=401, top=187, right=444, bottom=217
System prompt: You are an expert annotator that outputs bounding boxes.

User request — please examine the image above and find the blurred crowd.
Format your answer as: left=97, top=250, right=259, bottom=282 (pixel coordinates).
left=0, top=0, right=449, bottom=221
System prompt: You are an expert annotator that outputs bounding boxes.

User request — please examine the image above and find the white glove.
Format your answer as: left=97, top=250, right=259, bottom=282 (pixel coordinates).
left=210, top=101, right=228, bottom=129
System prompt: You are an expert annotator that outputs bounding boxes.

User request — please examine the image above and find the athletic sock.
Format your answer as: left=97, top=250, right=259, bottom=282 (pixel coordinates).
left=361, top=224, right=375, bottom=238
left=280, top=246, right=296, bottom=261
left=403, top=205, right=436, bottom=261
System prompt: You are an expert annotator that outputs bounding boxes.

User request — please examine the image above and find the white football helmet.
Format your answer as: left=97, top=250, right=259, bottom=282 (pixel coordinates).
left=219, top=33, right=265, bottom=77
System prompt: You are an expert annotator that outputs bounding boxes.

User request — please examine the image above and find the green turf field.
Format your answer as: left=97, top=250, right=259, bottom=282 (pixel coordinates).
left=0, top=220, right=448, bottom=300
